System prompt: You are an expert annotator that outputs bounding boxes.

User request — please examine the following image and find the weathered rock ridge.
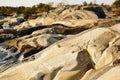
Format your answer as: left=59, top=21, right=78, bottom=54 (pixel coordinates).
left=0, top=23, right=120, bottom=80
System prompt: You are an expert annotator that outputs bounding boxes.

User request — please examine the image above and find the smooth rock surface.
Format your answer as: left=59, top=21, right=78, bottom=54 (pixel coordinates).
left=0, top=24, right=120, bottom=80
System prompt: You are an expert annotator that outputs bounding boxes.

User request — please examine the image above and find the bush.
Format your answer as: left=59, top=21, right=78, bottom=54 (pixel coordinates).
left=0, top=3, right=54, bottom=19
left=112, top=0, right=120, bottom=8
left=112, top=0, right=120, bottom=16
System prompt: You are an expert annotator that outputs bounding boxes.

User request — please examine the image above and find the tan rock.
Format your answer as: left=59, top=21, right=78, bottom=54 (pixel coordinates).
left=0, top=24, right=120, bottom=80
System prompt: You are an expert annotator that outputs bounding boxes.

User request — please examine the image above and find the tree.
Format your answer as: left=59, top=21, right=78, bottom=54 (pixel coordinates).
left=89, top=2, right=93, bottom=6
left=101, top=3, right=104, bottom=6
left=0, top=3, right=54, bottom=19
left=57, top=2, right=65, bottom=8
left=112, top=0, right=120, bottom=16
left=113, top=0, right=120, bottom=8
left=16, top=6, right=25, bottom=13
left=83, top=1, right=88, bottom=6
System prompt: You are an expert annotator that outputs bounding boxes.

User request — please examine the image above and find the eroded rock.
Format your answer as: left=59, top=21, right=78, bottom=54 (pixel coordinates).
left=0, top=24, right=120, bottom=80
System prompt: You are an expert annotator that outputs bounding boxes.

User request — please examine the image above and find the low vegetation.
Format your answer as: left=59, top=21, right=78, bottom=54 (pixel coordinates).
left=0, top=3, right=54, bottom=19
left=112, top=0, right=120, bottom=16
left=0, top=0, right=119, bottom=19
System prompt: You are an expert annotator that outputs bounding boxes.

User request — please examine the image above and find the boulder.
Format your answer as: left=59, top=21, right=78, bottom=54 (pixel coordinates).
left=13, top=17, right=52, bottom=30
left=0, top=26, right=3, bottom=29
left=59, top=9, right=98, bottom=19
left=0, top=14, right=4, bottom=19
left=1, top=16, right=24, bottom=29
left=6, top=34, right=65, bottom=58
left=83, top=6, right=106, bottom=18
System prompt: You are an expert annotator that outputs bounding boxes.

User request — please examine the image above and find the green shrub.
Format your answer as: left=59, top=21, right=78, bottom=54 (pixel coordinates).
left=0, top=3, right=54, bottom=19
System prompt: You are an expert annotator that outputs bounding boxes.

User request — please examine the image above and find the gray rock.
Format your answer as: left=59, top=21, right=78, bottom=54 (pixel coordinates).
left=82, top=6, right=106, bottom=18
